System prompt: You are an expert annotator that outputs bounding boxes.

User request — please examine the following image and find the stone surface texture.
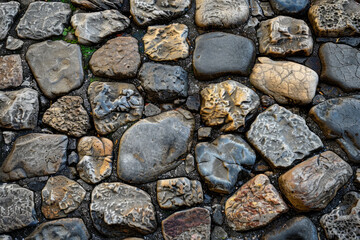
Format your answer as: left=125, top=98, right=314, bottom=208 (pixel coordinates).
left=0, top=55, right=23, bottom=90
left=269, top=0, right=309, bottom=15
left=71, top=0, right=123, bottom=11
left=0, top=2, right=20, bottom=40
left=5, top=36, right=24, bottom=51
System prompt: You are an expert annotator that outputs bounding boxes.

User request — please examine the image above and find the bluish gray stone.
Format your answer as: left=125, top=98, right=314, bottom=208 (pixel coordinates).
left=269, top=0, right=310, bottom=15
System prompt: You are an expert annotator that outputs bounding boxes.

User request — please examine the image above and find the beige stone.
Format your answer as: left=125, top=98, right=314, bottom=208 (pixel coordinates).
left=0, top=55, right=22, bottom=90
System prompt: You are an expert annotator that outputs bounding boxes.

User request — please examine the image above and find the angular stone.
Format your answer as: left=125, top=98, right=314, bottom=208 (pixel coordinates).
left=269, top=0, right=309, bottom=15
left=43, top=96, right=90, bottom=137
left=250, top=57, right=318, bottom=105
left=16, top=2, right=71, bottom=40
left=71, top=10, right=130, bottom=45
left=130, top=0, right=190, bottom=26
left=225, top=174, right=288, bottom=231
left=211, top=226, right=228, bottom=240
left=319, top=42, right=360, bottom=92
left=309, top=96, right=360, bottom=163
left=321, top=191, right=360, bottom=240
left=0, top=134, right=68, bottom=181
left=88, top=81, right=144, bottom=135
left=117, top=109, right=194, bottom=184
left=157, top=177, right=203, bottom=209
left=0, top=2, right=20, bottom=40
left=193, top=32, right=256, bottom=80
left=25, top=218, right=90, bottom=240
left=91, top=182, right=157, bottom=237
left=308, top=0, right=360, bottom=37
left=162, top=207, right=211, bottom=240
left=77, top=136, right=113, bottom=184
left=0, top=88, right=38, bottom=130
left=257, top=16, right=313, bottom=57
left=247, top=104, right=323, bottom=168
left=144, top=103, right=161, bottom=117
left=26, top=40, right=84, bottom=99
left=2, top=132, right=16, bottom=145
left=89, top=36, right=140, bottom=79
left=0, top=184, right=37, bottom=233
left=6, top=36, right=24, bottom=51
left=195, top=0, right=249, bottom=28
left=198, top=127, right=211, bottom=140
left=143, top=23, right=189, bottom=61
left=0, top=55, right=23, bottom=90
left=41, top=176, right=86, bottom=219
left=195, top=134, right=256, bottom=194
left=185, top=154, right=196, bottom=174
left=138, top=63, right=188, bottom=102
left=260, top=2, right=275, bottom=17
left=279, top=151, right=352, bottom=211
left=200, top=80, right=260, bottom=132
left=71, top=0, right=123, bottom=11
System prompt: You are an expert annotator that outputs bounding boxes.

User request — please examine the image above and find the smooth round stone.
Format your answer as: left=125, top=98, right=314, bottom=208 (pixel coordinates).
left=269, top=0, right=310, bottom=15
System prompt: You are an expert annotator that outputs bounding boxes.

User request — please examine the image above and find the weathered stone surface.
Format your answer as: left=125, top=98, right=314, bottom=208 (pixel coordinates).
left=195, top=0, right=249, bottom=28
left=195, top=134, right=256, bottom=194
left=157, top=177, right=203, bottom=209
left=130, top=0, right=190, bottom=26
left=77, top=136, right=113, bottom=184
left=198, top=127, right=211, bottom=140
left=25, top=218, right=90, bottom=240
left=88, top=81, right=144, bottom=135
left=319, top=42, right=360, bottom=92
left=0, top=55, right=23, bottom=90
left=279, top=151, right=352, bottom=211
left=0, top=184, right=37, bottom=233
left=247, top=104, right=323, bottom=168
left=162, top=207, right=211, bottom=240
left=0, top=235, right=12, bottom=240
left=257, top=16, right=313, bottom=57
left=200, top=80, right=260, bottom=132
left=117, top=109, right=194, bottom=184
left=71, top=0, right=123, bottom=11
left=138, top=63, right=188, bottom=102
left=71, top=10, right=130, bottom=45
left=260, top=2, right=275, bottom=17
left=43, top=96, right=90, bottom=137
left=26, top=40, right=84, bottom=99
left=308, top=0, right=360, bottom=37
left=269, top=0, right=309, bottom=15
left=6, top=36, right=24, bottom=51
left=0, top=88, right=38, bottom=130
left=250, top=57, right=318, bottom=105
left=143, top=23, right=189, bottom=61
left=0, top=2, right=20, bottom=40
left=193, top=32, right=256, bottom=80
left=320, top=191, right=360, bottom=240
left=225, top=174, right=288, bottom=231
left=91, top=182, right=157, bottom=237
left=0, top=134, right=68, bottom=181
left=310, top=96, right=360, bottom=163
left=262, top=216, right=318, bottom=240
left=89, top=36, right=140, bottom=79
left=16, top=2, right=71, bottom=40
left=144, top=103, right=161, bottom=117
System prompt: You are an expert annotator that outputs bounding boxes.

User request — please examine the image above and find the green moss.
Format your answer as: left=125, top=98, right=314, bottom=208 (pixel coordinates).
left=80, top=45, right=97, bottom=60
left=90, top=77, right=101, bottom=83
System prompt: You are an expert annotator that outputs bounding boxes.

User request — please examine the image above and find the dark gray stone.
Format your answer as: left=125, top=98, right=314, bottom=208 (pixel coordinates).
left=6, top=36, right=24, bottom=51
left=144, top=103, right=161, bottom=117
left=68, top=151, right=79, bottom=165
left=71, top=0, right=123, bottom=11
left=211, top=226, right=228, bottom=240
left=0, top=2, right=20, bottom=40
left=212, top=204, right=223, bottom=225
left=186, top=95, right=200, bottom=111
left=269, top=0, right=309, bottom=15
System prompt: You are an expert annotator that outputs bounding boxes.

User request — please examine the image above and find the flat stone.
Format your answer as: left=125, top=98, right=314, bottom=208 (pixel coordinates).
left=308, top=0, right=360, bottom=37
left=225, top=174, right=288, bottom=231
left=320, top=191, right=360, bottom=240
left=25, top=218, right=90, bottom=240
left=6, top=36, right=24, bottom=51
left=186, top=95, right=200, bottom=111
left=195, top=134, right=256, bottom=193
left=42, top=96, right=90, bottom=137
left=279, top=151, right=352, bottom=211
left=0, top=55, right=23, bottom=90
left=117, top=109, right=194, bottom=184
left=319, top=42, right=360, bottom=92
left=157, top=177, right=203, bottom=209
left=90, top=182, right=157, bottom=237
left=0, top=235, right=12, bottom=240
left=71, top=0, right=123, bottom=11
left=193, top=32, right=256, bottom=80
left=77, top=136, right=113, bottom=184
left=26, top=40, right=84, bottom=99
left=198, top=127, right=211, bottom=140
left=0, top=88, right=38, bottom=130
left=250, top=57, right=318, bottom=105
left=269, top=0, right=309, bottom=15
left=89, top=36, right=140, bottom=79
left=0, top=2, right=20, bottom=40
left=195, top=0, right=249, bottom=28
left=138, top=63, right=188, bottom=102
left=143, top=23, right=189, bottom=61
left=200, top=80, right=260, bottom=132
left=309, top=96, right=360, bottom=163
left=162, top=207, right=211, bottom=240
left=247, top=104, right=323, bottom=168
left=144, top=103, right=161, bottom=117
left=16, top=2, right=71, bottom=40
left=257, top=16, right=313, bottom=57
left=260, top=2, right=275, bottom=17
left=41, top=176, right=86, bottom=219
left=88, top=81, right=144, bottom=135
left=262, top=216, right=318, bottom=240
left=130, top=0, right=190, bottom=26
left=71, top=10, right=130, bottom=45
left=0, top=133, right=68, bottom=181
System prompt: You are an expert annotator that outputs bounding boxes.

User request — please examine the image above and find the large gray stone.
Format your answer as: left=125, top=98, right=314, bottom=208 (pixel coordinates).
left=0, top=2, right=20, bottom=40
left=0, top=55, right=23, bottom=90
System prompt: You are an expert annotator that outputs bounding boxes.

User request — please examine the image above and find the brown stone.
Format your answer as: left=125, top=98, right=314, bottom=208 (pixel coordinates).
left=0, top=55, right=22, bottom=90
left=279, top=151, right=352, bottom=211
left=225, top=174, right=288, bottom=231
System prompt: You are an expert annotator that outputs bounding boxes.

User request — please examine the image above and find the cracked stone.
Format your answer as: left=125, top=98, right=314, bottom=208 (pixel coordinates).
left=0, top=2, right=20, bottom=40
left=5, top=36, right=24, bottom=51
left=0, top=55, right=22, bottom=90
left=71, top=0, right=123, bottom=11
left=269, top=0, right=309, bottom=15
